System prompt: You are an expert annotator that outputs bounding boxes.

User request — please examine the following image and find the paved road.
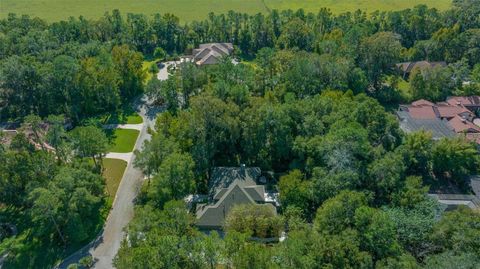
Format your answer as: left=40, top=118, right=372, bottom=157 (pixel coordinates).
left=56, top=96, right=160, bottom=269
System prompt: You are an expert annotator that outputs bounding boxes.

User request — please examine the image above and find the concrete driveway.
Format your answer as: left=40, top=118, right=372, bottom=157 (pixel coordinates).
left=56, top=96, right=160, bottom=269
left=156, top=59, right=191, bottom=81
left=156, top=61, right=173, bottom=81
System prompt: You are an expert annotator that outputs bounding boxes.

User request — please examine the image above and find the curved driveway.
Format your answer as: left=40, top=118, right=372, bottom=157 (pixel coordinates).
left=56, top=96, right=160, bottom=269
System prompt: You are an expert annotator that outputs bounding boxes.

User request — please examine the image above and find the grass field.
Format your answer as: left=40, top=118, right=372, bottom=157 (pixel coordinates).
left=107, top=128, right=139, bottom=153
left=102, top=158, right=127, bottom=201
left=1, top=0, right=452, bottom=23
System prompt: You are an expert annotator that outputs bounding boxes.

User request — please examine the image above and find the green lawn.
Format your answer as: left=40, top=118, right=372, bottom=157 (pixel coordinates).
left=122, top=113, right=143, bottom=124
left=102, top=158, right=127, bottom=201
left=107, top=128, right=140, bottom=153
left=101, top=111, right=143, bottom=125
left=143, top=60, right=157, bottom=84
left=1, top=0, right=452, bottom=23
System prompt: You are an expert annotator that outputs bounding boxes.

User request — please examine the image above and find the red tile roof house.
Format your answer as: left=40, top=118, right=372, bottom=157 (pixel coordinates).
left=397, top=96, right=480, bottom=144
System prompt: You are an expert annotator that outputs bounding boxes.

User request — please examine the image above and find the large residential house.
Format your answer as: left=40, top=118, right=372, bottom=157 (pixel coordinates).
left=429, top=176, right=480, bottom=211
left=397, top=96, right=480, bottom=143
left=192, top=43, right=233, bottom=66
left=195, top=166, right=278, bottom=230
left=396, top=61, right=447, bottom=79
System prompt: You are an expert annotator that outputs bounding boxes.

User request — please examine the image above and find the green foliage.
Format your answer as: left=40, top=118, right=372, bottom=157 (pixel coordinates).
left=430, top=207, right=480, bottom=255
left=147, top=152, right=195, bottom=208
left=134, top=132, right=179, bottom=177
left=28, top=167, right=105, bottom=244
left=153, top=47, right=166, bottom=60
left=385, top=198, right=440, bottom=260
left=278, top=170, right=312, bottom=216
left=367, top=151, right=405, bottom=204
left=224, top=204, right=283, bottom=238
left=354, top=206, right=401, bottom=261
left=423, top=251, right=480, bottom=269
left=114, top=201, right=196, bottom=269
left=146, top=77, right=180, bottom=113
left=359, top=32, right=403, bottom=88
left=69, top=125, right=108, bottom=167
left=277, top=18, right=314, bottom=50
left=392, top=176, right=430, bottom=209
left=314, top=190, right=368, bottom=234
left=0, top=148, right=57, bottom=206
left=76, top=55, right=121, bottom=117
left=431, top=137, right=479, bottom=185
left=111, top=45, right=146, bottom=100
left=410, top=66, right=455, bottom=101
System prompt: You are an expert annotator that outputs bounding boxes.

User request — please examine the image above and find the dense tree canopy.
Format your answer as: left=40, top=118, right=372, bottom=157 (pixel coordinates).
left=2, top=1, right=480, bottom=268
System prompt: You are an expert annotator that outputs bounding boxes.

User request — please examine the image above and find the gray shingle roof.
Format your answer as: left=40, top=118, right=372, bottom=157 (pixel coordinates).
left=397, top=110, right=456, bottom=140
left=429, top=193, right=480, bottom=210
left=193, top=43, right=233, bottom=66
left=469, top=177, right=480, bottom=198
left=196, top=167, right=275, bottom=229
left=209, top=167, right=261, bottom=197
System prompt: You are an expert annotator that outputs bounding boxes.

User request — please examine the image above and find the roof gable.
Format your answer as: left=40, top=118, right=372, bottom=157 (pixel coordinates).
left=196, top=183, right=256, bottom=228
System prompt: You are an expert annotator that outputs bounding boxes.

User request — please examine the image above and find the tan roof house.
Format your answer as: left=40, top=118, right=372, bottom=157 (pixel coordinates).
left=192, top=43, right=233, bottom=66
left=196, top=166, right=277, bottom=230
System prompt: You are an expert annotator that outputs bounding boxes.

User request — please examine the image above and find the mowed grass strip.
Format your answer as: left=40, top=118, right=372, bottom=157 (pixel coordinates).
left=124, top=113, right=143, bottom=124
left=107, top=128, right=139, bottom=153
left=0, top=0, right=451, bottom=23
left=102, top=158, right=128, bottom=200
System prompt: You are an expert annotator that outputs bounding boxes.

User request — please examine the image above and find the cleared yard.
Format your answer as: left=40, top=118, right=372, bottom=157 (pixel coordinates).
left=142, top=60, right=157, bottom=83
left=102, top=158, right=128, bottom=200
left=107, top=129, right=140, bottom=153
left=1, top=0, right=452, bottom=22
left=101, top=111, right=143, bottom=125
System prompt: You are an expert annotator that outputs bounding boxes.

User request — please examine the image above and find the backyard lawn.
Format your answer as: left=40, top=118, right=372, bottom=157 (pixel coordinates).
left=102, top=158, right=128, bottom=201
left=107, top=129, right=140, bottom=153
left=1, top=0, right=452, bottom=23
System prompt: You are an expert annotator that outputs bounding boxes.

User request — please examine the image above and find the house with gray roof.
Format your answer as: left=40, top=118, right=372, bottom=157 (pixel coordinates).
left=196, top=166, right=277, bottom=230
left=427, top=177, right=480, bottom=211
left=397, top=110, right=456, bottom=140
left=429, top=194, right=480, bottom=211
left=192, top=43, right=233, bottom=66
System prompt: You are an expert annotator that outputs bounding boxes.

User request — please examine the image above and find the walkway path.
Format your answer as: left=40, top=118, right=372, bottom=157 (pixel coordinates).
left=104, top=152, right=134, bottom=163
left=56, top=96, right=160, bottom=269
left=103, top=123, right=143, bottom=131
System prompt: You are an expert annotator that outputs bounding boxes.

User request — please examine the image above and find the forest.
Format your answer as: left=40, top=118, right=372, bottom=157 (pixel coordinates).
left=1, top=0, right=480, bottom=268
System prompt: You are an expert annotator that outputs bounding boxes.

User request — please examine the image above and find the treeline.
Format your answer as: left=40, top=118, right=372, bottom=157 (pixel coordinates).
left=0, top=42, right=144, bottom=122
left=2, top=0, right=480, bottom=122
left=2, top=0, right=478, bottom=59
left=0, top=116, right=113, bottom=267
left=116, top=197, right=480, bottom=268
